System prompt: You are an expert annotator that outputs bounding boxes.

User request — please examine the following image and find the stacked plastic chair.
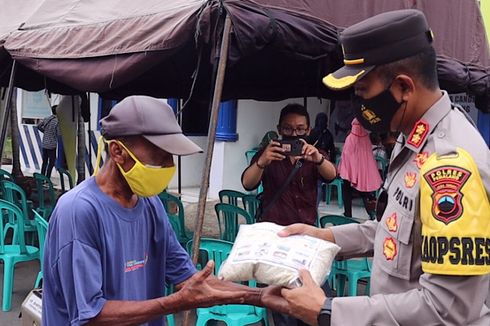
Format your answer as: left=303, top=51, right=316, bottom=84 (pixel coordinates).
left=320, top=215, right=372, bottom=296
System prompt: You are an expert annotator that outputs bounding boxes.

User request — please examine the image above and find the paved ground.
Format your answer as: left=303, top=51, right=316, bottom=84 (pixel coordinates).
left=0, top=181, right=369, bottom=325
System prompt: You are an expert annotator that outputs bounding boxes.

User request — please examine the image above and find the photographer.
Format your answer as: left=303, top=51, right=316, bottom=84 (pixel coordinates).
left=241, top=103, right=336, bottom=325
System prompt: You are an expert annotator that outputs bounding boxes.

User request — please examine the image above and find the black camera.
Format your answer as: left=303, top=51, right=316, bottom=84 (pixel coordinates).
left=278, top=139, right=304, bottom=156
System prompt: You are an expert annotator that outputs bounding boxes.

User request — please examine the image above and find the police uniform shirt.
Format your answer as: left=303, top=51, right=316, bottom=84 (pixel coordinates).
left=330, top=92, right=490, bottom=325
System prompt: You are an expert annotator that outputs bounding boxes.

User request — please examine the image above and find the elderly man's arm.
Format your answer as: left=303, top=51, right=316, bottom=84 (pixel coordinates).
left=86, top=261, right=279, bottom=326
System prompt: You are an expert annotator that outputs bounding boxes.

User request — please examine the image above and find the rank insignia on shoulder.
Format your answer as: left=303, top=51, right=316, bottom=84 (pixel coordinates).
left=383, top=237, right=397, bottom=260
left=386, top=213, right=398, bottom=232
left=404, top=172, right=417, bottom=189
left=423, top=166, right=471, bottom=225
left=414, top=152, right=429, bottom=169
left=407, top=120, right=429, bottom=148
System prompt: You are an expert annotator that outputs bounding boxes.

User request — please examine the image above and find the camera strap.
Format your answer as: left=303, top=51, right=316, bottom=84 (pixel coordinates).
left=260, top=159, right=303, bottom=217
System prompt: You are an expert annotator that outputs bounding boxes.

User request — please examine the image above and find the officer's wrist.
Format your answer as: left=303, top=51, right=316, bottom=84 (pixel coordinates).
left=317, top=297, right=332, bottom=326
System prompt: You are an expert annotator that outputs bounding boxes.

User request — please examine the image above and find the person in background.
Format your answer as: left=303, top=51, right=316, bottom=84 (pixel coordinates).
left=241, top=103, right=336, bottom=326
left=338, top=118, right=381, bottom=219
left=308, top=112, right=337, bottom=206
left=37, top=105, right=60, bottom=179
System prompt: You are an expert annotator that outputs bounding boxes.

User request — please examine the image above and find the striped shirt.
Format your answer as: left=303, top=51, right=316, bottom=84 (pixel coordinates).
left=37, top=115, right=59, bottom=149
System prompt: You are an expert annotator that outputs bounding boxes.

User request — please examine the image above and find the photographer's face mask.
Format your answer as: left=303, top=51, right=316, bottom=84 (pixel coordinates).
left=353, top=81, right=403, bottom=133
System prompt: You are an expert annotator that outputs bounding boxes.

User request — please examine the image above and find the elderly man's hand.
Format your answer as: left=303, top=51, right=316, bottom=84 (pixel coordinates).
left=176, top=261, right=257, bottom=310
left=281, top=270, right=327, bottom=326
left=259, top=285, right=290, bottom=314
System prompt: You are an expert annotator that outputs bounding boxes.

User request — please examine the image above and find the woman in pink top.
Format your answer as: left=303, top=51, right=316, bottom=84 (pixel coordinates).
left=338, top=118, right=382, bottom=218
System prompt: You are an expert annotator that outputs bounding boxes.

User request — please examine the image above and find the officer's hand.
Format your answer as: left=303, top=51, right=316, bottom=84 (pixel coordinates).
left=294, top=139, right=323, bottom=163
left=279, top=223, right=336, bottom=243
left=281, top=270, right=326, bottom=326
left=256, top=141, right=286, bottom=167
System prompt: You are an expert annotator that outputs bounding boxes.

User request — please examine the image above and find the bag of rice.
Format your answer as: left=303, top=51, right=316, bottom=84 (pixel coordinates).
left=218, top=222, right=341, bottom=287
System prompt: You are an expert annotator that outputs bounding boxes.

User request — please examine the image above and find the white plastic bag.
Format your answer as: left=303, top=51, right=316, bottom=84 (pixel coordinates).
left=218, top=222, right=341, bottom=287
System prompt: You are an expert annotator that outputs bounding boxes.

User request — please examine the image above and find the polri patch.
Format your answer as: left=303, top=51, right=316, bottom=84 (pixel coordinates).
left=386, top=213, right=398, bottom=232
left=383, top=237, right=397, bottom=260
left=407, top=120, right=429, bottom=148
left=404, top=172, right=417, bottom=189
left=423, top=165, right=471, bottom=225
left=414, top=152, right=429, bottom=169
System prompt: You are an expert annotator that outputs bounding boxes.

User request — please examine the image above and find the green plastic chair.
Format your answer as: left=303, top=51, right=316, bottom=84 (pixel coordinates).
left=186, top=238, right=268, bottom=326
left=214, top=203, right=254, bottom=242
left=242, top=194, right=260, bottom=222
left=375, top=155, right=389, bottom=179
left=57, top=167, right=74, bottom=194
left=1, top=180, right=37, bottom=245
left=245, top=149, right=258, bottom=165
left=219, top=189, right=246, bottom=207
left=0, top=169, right=13, bottom=182
left=158, top=192, right=193, bottom=247
left=33, top=173, right=57, bottom=220
left=0, top=199, right=40, bottom=311
left=324, top=178, right=343, bottom=208
left=319, top=215, right=371, bottom=296
left=33, top=211, right=48, bottom=288
left=244, top=151, right=264, bottom=194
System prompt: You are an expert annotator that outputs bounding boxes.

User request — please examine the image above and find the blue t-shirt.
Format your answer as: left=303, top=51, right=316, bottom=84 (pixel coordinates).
left=42, top=177, right=196, bottom=326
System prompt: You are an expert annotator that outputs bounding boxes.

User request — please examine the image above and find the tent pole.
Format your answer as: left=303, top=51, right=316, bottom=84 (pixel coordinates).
left=0, top=60, right=17, bottom=167
left=177, top=99, right=182, bottom=198
left=183, top=14, right=232, bottom=326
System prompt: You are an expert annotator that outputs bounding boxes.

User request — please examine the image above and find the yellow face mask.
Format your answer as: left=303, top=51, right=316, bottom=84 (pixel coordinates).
left=94, top=137, right=176, bottom=197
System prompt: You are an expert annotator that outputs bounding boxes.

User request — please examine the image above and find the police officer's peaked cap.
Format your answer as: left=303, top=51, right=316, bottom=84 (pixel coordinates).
left=323, top=9, right=434, bottom=90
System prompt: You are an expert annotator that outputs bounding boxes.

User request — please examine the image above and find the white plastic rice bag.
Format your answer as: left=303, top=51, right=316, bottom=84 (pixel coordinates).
left=218, top=222, right=341, bottom=287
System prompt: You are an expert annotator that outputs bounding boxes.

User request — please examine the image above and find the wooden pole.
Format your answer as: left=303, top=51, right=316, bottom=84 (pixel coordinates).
left=0, top=60, right=17, bottom=166
left=182, top=14, right=232, bottom=326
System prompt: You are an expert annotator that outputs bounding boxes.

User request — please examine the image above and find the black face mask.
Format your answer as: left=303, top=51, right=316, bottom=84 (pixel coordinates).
left=354, top=86, right=403, bottom=133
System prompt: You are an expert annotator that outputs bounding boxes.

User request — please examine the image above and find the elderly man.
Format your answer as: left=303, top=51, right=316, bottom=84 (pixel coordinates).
left=42, top=96, right=283, bottom=325
left=275, top=9, right=490, bottom=326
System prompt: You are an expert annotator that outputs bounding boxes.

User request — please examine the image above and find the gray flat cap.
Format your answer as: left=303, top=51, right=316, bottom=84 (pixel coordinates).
left=100, top=95, right=203, bottom=155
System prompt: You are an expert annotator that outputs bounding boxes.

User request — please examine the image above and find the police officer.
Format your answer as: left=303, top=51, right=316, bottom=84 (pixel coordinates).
left=273, top=9, right=490, bottom=325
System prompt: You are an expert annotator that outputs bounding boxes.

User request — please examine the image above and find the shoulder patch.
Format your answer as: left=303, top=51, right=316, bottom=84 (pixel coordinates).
left=407, top=120, right=429, bottom=148
left=423, top=165, right=470, bottom=224
left=420, top=148, right=490, bottom=276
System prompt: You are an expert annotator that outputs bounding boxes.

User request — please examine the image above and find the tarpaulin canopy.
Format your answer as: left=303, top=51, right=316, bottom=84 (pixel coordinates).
left=0, top=0, right=43, bottom=86
left=2, top=0, right=490, bottom=110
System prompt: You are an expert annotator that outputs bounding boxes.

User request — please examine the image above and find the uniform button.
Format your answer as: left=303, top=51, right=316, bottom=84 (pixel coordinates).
left=437, top=131, right=445, bottom=138
left=295, top=195, right=299, bottom=199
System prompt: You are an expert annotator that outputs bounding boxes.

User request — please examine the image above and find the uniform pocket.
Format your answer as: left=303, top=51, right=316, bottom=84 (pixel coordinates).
left=374, top=208, right=415, bottom=280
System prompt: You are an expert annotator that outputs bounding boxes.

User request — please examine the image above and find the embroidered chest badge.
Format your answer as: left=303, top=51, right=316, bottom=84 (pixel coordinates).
left=423, top=165, right=471, bottom=224
left=404, top=172, right=417, bottom=189
left=407, top=120, right=429, bottom=148
left=414, top=152, right=429, bottom=169
left=386, top=212, right=398, bottom=232
left=383, top=237, right=397, bottom=260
